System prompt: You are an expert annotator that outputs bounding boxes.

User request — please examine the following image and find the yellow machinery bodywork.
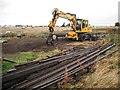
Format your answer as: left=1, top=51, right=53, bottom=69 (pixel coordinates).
left=48, top=8, right=93, bottom=41
left=66, top=19, right=93, bottom=40
left=66, top=31, right=79, bottom=40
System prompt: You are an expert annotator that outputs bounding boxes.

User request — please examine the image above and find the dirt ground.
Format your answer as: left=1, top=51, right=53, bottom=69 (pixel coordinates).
left=2, top=37, right=76, bottom=54
left=2, top=37, right=104, bottom=54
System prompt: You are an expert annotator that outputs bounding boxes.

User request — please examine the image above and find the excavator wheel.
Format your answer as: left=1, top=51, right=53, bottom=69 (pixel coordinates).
left=91, top=34, right=98, bottom=41
left=78, top=34, right=85, bottom=41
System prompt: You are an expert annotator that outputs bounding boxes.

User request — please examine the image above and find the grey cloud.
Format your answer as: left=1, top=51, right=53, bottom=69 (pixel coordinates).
left=118, top=1, right=120, bottom=22
left=0, top=0, right=8, bottom=24
left=0, top=0, right=7, bottom=10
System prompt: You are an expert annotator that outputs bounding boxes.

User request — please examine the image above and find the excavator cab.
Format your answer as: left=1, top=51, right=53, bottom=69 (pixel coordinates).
left=76, top=19, right=89, bottom=31
left=76, top=19, right=82, bottom=30
left=66, top=19, right=93, bottom=41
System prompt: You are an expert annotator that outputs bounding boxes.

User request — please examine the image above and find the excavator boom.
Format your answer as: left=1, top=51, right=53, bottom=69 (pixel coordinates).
left=48, top=8, right=76, bottom=32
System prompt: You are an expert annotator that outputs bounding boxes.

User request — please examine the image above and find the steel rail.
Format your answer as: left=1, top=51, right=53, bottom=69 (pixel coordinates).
left=2, top=46, right=97, bottom=89
left=11, top=48, right=101, bottom=89
left=2, top=43, right=115, bottom=90
left=38, top=49, right=118, bottom=89
left=2, top=45, right=99, bottom=83
left=13, top=43, right=115, bottom=89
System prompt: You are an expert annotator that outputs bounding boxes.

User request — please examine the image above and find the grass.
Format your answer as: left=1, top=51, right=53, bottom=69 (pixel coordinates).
left=4, top=52, right=38, bottom=64
left=0, top=37, right=16, bottom=40
left=36, top=49, right=61, bottom=60
left=2, top=61, right=15, bottom=73
left=30, top=32, right=49, bottom=38
left=2, top=49, right=62, bottom=73
left=2, top=51, right=38, bottom=73
left=62, top=83, right=81, bottom=89
left=109, top=34, right=118, bottom=43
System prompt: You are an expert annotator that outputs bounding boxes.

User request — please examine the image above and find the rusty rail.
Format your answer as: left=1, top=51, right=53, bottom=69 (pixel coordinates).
left=2, top=43, right=116, bottom=90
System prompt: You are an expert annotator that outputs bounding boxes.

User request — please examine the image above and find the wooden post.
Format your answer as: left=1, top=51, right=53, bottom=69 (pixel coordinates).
left=61, top=66, right=69, bottom=85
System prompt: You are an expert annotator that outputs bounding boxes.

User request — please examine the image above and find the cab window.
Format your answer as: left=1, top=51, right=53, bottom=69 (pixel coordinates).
left=76, top=20, right=82, bottom=30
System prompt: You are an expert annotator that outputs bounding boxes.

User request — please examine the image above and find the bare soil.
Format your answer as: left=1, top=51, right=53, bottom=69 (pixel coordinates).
left=2, top=37, right=77, bottom=54
left=2, top=36, right=105, bottom=55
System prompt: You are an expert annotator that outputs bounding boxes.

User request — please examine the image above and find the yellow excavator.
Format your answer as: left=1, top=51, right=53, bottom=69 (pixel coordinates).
left=47, top=8, right=98, bottom=45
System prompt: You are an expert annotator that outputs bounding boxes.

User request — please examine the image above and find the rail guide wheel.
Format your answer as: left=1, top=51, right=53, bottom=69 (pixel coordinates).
left=78, top=34, right=85, bottom=41
left=46, top=34, right=58, bottom=45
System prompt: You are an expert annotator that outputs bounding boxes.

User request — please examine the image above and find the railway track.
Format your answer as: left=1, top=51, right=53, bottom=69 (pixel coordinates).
left=2, top=42, right=116, bottom=90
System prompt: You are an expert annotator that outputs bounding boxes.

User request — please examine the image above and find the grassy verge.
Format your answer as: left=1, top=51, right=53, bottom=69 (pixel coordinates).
left=3, top=51, right=38, bottom=73
left=79, top=51, right=118, bottom=88
left=2, top=49, right=62, bottom=73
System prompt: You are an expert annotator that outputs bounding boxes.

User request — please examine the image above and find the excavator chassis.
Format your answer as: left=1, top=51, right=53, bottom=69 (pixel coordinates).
left=46, top=33, right=101, bottom=45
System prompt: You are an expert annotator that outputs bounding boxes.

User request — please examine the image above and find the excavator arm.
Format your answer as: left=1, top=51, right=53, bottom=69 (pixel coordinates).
left=48, top=8, right=77, bottom=33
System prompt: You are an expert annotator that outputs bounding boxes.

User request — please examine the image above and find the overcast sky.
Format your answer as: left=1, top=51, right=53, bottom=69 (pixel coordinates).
left=0, top=0, right=119, bottom=26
